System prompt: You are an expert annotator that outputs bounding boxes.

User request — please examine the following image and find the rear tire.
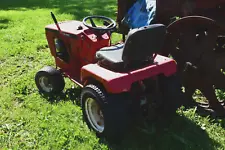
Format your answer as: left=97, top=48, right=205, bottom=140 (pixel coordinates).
left=159, top=75, right=185, bottom=115
left=35, top=66, right=65, bottom=94
left=81, top=84, right=131, bottom=141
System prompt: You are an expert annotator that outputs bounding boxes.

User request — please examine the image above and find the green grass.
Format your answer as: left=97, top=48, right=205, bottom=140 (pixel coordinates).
left=0, top=0, right=225, bottom=149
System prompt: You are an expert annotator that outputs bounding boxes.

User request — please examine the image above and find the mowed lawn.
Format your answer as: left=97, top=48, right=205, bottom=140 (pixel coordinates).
left=0, top=0, right=225, bottom=149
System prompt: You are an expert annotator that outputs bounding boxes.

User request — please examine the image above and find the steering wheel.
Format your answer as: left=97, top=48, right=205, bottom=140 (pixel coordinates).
left=82, top=16, right=116, bottom=34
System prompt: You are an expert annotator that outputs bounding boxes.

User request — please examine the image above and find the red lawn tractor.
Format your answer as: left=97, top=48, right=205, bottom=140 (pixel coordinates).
left=35, top=12, right=184, bottom=140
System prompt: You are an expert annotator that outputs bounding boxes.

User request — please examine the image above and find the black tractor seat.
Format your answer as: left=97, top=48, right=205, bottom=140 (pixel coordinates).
left=96, top=44, right=124, bottom=71
left=96, top=24, right=166, bottom=72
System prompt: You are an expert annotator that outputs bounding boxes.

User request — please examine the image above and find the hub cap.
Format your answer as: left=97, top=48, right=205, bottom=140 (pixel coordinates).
left=39, top=76, right=53, bottom=93
left=85, top=98, right=104, bottom=133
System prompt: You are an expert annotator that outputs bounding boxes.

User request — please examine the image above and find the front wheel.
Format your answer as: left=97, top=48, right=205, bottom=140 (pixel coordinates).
left=35, top=66, right=65, bottom=94
left=81, top=84, right=131, bottom=141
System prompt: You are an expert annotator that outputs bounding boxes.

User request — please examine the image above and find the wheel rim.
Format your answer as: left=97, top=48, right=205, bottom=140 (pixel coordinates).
left=85, top=98, right=104, bottom=133
left=39, top=76, right=53, bottom=93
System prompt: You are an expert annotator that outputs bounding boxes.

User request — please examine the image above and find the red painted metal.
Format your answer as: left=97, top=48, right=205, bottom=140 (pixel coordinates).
left=45, top=18, right=176, bottom=95
left=196, top=0, right=225, bottom=9
left=45, top=20, right=110, bottom=81
left=81, top=55, right=177, bottom=93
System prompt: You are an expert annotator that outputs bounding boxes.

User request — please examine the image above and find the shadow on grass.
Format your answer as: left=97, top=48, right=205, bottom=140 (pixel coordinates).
left=0, top=0, right=117, bottom=20
left=39, top=87, right=82, bottom=105
left=221, top=119, right=225, bottom=128
left=39, top=88, right=220, bottom=150
left=106, top=114, right=220, bottom=150
left=0, top=18, right=10, bottom=29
